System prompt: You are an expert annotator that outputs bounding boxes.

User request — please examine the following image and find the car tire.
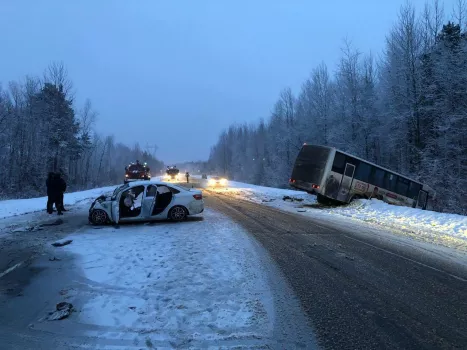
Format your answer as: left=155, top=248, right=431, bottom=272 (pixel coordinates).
left=168, top=206, right=188, bottom=221
left=90, top=209, right=108, bottom=225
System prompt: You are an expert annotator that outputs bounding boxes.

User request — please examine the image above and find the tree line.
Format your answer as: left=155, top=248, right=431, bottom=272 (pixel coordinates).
left=0, top=62, right=164, bottom=199
left=208, top=1, right=467, bottom=214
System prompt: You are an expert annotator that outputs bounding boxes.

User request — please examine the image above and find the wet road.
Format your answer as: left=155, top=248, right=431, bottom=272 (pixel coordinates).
left=205, top=191, right=467, bottom=350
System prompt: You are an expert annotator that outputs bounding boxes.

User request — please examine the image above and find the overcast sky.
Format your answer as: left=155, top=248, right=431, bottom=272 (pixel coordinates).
left=0, top=0, right=457, bottom=163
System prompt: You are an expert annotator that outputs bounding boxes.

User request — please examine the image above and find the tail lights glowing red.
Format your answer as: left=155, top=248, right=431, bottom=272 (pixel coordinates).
left=312, top=184, right=320, bottom=189
left=289, top=178, right=296, bottom=183
left=193, top=194, right=203, bottom=200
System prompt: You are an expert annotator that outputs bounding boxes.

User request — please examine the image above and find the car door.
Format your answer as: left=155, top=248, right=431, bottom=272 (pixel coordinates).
left=141, top=184, right=157, bottom=218
left=151, top=185, right=174, bottom=217
left=111, top=192, right=121, bottom=224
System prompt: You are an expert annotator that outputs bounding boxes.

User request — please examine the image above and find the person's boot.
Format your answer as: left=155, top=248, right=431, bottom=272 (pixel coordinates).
left=57, top=211, right=63, bottom=216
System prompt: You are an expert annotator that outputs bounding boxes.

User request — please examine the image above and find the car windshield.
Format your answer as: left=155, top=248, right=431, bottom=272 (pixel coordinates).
left=112, top=184, right=129, bottom=199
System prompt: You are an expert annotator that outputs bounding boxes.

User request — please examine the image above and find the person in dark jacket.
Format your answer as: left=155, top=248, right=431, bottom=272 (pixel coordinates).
left=57, top=173, right=67, bottom=212
left=46, top=172, right=62, bottom=215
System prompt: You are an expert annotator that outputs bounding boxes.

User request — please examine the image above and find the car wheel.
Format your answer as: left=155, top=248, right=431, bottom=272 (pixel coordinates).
left=90, top=209, right=108, bottom=225
left=168, top=206, right=187, bottom=221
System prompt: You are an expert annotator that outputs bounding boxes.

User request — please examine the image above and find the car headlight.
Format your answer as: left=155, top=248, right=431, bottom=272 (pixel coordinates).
left=220, top=178, right=227, bottom=185
left=208, top=179, right=215, bottom=185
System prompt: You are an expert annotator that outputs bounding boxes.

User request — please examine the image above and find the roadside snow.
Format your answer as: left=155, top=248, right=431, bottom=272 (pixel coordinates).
left=209, top=181, right=467, bottom=249
left=0, top=186, right=117, bottom=220
left=61, top=209, right=286, bottom=346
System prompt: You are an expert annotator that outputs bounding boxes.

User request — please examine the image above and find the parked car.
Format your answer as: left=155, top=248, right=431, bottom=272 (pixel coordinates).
left=89, top=181, right=204, bottom=225
left=201, top=174, right=208, bottom=179
left=208, top=176, right=228, bottom=187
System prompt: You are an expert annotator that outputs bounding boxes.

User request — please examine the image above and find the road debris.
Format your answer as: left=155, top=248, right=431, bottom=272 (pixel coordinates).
left=47, top=302, right=74, bottom=321
left=51, top=239, right=72, bottom=247
left=283, top=195, right=304, bottom=202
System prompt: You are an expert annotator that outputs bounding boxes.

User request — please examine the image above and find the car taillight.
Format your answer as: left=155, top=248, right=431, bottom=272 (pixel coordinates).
left=289, top=178, right=296, bottom=183
left=312, top=184, right=320, bottom=189
left=193, top=194, right=202, bottom=200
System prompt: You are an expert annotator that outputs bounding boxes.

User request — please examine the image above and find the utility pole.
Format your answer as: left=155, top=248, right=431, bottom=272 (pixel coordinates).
left=145, top=143, right=158, bottom=158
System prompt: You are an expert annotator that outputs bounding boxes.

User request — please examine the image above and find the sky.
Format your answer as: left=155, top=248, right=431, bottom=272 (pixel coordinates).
left=0, top=0, right=458, bottom=163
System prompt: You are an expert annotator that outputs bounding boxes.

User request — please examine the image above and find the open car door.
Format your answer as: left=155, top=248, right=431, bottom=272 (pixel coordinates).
left=111, top=193, right=121, bottom=224
left=151, top=185, right=173, bottom=216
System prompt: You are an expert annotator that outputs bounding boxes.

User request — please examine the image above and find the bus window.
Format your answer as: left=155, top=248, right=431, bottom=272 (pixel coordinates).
left=373, top=168, right=385, bottom=188
left=332, top=152, right=346, bottom=173
left=408, top=182, right=422, bottom=199
left=396, top=177, right=410, bottom=197
left=354, top=162, right=372, bottom=182
left=384, top=173, right=397, bottom=192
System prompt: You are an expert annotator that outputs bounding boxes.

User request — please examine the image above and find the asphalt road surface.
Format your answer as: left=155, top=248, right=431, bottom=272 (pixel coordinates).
left=205, top=190, right=467, bottom=350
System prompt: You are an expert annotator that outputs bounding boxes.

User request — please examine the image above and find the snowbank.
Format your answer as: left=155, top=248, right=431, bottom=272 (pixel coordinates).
left=209, top=181, right=467, bottom=246
left=0, top=186, right=117, bottom=219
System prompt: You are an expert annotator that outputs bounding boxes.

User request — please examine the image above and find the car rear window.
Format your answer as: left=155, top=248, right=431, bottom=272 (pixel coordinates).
left=168, top=186, right=180, bottom=194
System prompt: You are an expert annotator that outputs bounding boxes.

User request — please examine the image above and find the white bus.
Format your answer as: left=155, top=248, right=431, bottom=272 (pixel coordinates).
left=289, top=144, right=435, bottom=209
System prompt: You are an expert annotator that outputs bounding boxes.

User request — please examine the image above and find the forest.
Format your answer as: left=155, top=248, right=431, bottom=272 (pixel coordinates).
left=0, top=63, right=164, bottom=198
left=207, top=1, right=467, bottom=214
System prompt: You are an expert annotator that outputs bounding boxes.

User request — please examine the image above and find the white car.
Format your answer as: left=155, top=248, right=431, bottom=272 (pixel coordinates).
left=89, top=181, right=204, bottom=225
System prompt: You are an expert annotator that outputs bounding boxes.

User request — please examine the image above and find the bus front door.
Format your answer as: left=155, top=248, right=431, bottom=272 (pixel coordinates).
left=337, top=163, right=356, bottom=202
left=417, top=190, right=428, bottom=210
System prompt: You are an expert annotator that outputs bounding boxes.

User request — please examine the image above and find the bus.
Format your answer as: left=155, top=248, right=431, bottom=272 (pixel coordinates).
left=289, top=144, right=435, bottom=209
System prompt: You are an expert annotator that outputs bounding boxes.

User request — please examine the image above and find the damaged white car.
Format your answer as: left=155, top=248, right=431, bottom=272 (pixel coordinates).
left=89, top=181, right=204, bottom=225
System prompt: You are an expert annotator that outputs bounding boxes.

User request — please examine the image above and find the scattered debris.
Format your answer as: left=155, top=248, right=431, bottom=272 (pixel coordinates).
left=297, top=209, right=307, bottom=212
left=51, top=239, right=73, bottom=247
left=47, top=302, right=74, bottom=321
left=283, top=195, right=304, bottom=202
left=128, top=306, right=136, bottom=310
left=49, top=256, right=61, bottom=261
left=147, top=272, right=152, bottom=278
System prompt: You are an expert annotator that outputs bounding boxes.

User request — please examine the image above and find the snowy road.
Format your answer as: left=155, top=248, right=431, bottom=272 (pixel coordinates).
left=1, top=181, right=467, bottom=349
left=205, top=190, right=467, bottom=349
left=0, top=198, right=316, bottom=349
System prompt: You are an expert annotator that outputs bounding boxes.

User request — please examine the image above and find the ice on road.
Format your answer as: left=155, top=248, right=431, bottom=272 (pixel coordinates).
left=59, top=208, right=312, bottom=348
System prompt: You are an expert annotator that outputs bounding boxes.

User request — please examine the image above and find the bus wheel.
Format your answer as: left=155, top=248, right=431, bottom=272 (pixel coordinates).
left=317, top=194, right=330, bottom=205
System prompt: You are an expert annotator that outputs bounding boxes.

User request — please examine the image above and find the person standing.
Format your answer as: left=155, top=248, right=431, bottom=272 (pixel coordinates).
left=57, top=172, right=67, bottom=212
left=185, top=172, right=190, bottom=183
left=46, top=172, right=62, bottom=215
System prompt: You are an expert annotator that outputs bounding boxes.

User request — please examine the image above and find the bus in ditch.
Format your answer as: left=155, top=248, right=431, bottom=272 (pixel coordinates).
left=289, top=144, right=435, bottom=209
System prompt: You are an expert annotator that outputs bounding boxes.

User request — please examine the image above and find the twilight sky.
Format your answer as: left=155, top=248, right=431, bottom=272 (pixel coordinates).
left=0, top=0, right=457, bottom=163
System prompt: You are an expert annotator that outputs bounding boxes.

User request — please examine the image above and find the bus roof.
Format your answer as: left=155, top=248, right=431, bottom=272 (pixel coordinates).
left=302, top=144, right=434, bottom=193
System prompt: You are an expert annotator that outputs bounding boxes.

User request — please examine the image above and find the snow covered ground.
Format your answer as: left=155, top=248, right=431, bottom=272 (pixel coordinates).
left=0, top=186, right=117, bottom=220
left=54, top=208, right=314, bottom=348
left=208, top=181, right=467, bottom=251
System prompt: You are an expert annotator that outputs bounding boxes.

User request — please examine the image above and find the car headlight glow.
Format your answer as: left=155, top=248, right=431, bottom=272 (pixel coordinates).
left=208, top=179, right=215, bottom=185
left=220, top=178, right=227, bottom=185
